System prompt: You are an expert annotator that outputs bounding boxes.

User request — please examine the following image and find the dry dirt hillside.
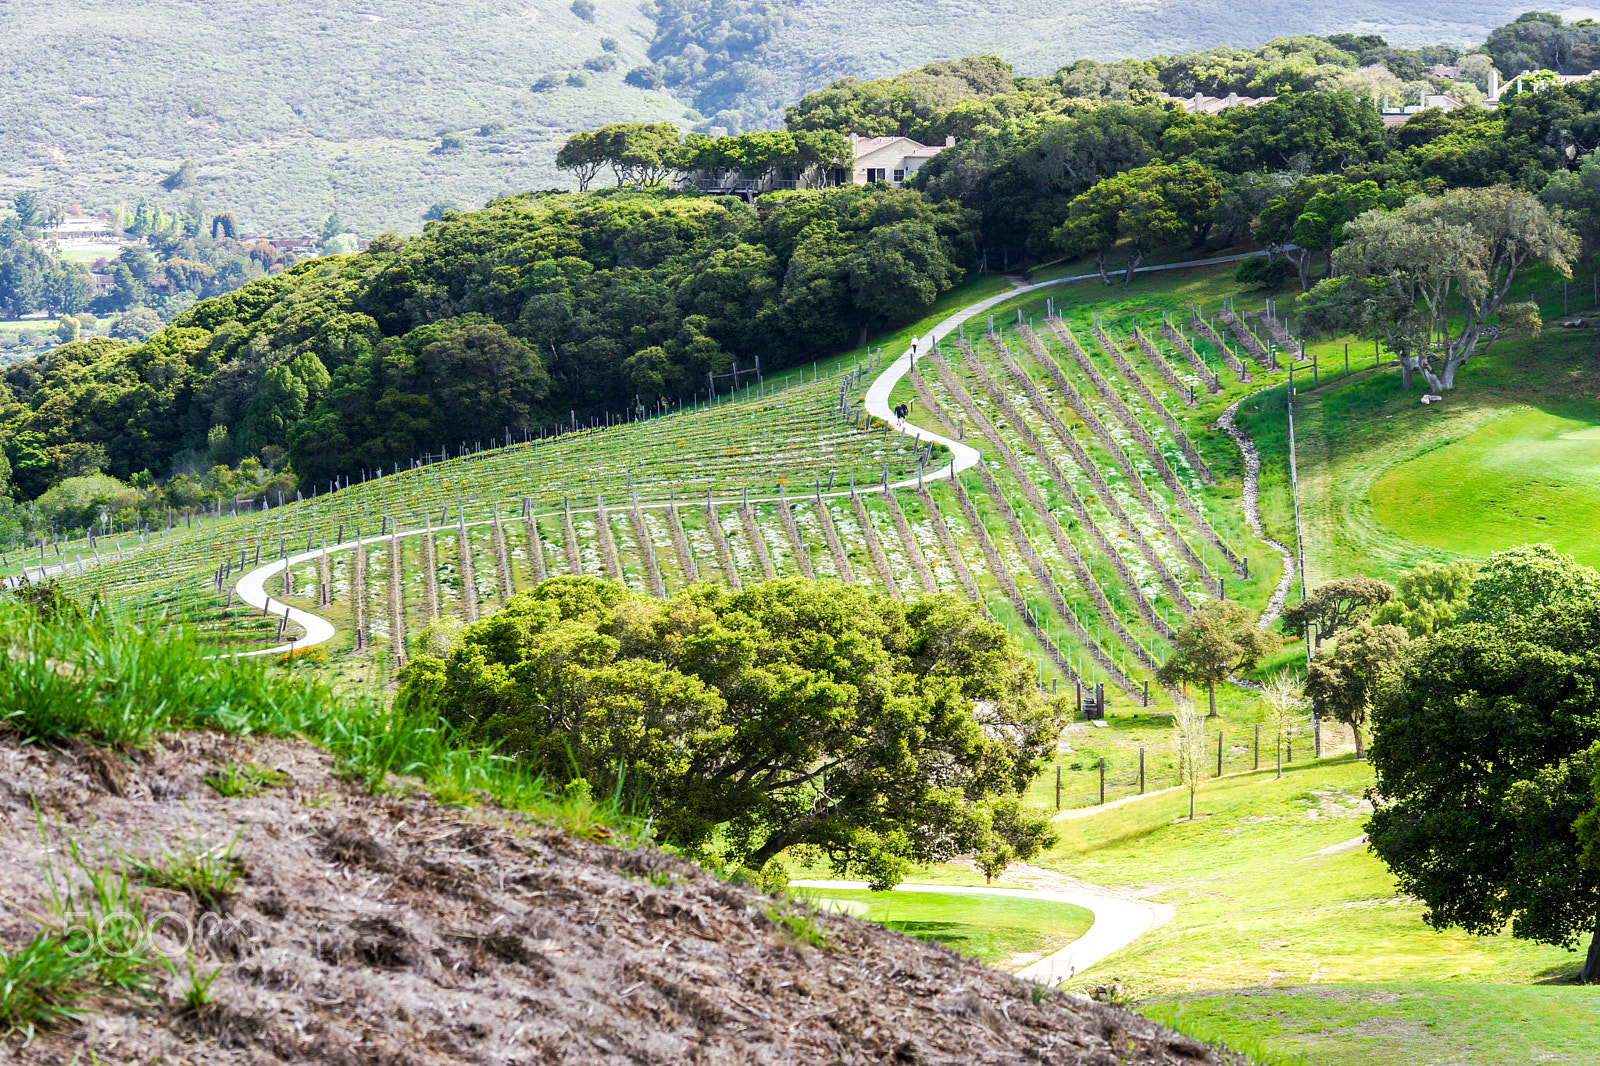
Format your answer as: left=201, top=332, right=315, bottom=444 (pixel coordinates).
left=0, top=731, right=1240, bottom=1065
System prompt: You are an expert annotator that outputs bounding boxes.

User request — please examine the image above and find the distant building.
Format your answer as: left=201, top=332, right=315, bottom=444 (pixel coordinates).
left=846, top=134, right=954, bottom=187
left=1167, top=92, right=1276, bottom=115
left=1377, top=91, right=1469, bottom=126
left=1487, top=67, right=1600, bottom=106
left=679, top=133, right=956, bottom=200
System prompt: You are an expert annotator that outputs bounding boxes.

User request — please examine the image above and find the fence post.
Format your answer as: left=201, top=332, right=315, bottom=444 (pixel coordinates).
left=1216, top=729, right=1224, bottom=777
left=1139, top=748, right=1145, bottom=794
left=1055, top=765, right=1061, bottom=810
left=1099, top=758, right=1106, bottom=805
left=1254, top=724, right=1260, bottom=770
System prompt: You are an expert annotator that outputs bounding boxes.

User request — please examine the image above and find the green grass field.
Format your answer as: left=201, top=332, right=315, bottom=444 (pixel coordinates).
left=1023, top=759, right=1591, bottom=1066
left=795, top=889, right=1093, bottom=970
left=1370, top=404, right=1600, bottom=568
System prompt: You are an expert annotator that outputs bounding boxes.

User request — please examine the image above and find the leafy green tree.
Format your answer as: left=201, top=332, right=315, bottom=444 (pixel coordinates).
left=35, top=473, right=136, bottom=532
left=11, top=192, right=42, bottom=228
left=160, top=160, right=196, bottom=192
left=1304, top=622, right=1412, bottom=758
left=1280, top=576, right=1394, bottom=648
left=571, top=0, right=595, bottom=21
left=555, top=130, right=606, bottom=191
left=210, top=212, right=237, bottom=240
left=321, top=233, right=359, bottom=256
left=1157, top=600, right=1277, bottom=717
left=1368, top=557, right=1600, bottom=981
left=109, top=307, right=162, bottom=341
left=54, top=315, right=79, bottom=344
left=1297, top=186, right=1575, bottom=392
left=414, top=316, right=548, bottom=442
left=320, top=213, right=345, bottom=243
left=398, top=577, right=1064, bottom=887
left=1373, top=559, right=1477, bottom=637
left=847, top=220, right=965, bottom=323
left=1054, top=162, right=1223, bottom=283
left=434, top=132, right=466, bottom=153
left=1459, top=543, right=1600, bottom=626
left=972, top=796, right=1055, bottom=882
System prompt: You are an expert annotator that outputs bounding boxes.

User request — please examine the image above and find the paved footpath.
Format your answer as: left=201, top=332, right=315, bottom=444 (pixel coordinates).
left=790, top=875, right=1169, bottom=987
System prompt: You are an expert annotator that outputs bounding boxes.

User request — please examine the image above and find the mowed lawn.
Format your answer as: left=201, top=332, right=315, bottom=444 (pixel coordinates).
left=1370, top=404, right=1600, bottom=568
left=794, top=889, right=1093, bottom=970
left=1020, top=759, right=1592, bottom=1066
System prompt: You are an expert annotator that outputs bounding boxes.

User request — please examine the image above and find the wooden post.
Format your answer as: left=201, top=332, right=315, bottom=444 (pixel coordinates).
left=1099, top=758, right=1106, bottom=805
left=1254, top=724, right=1260, bottom=770
left=1216, top=729, right=1224, bottom=777
left=1055, top=765, right=1061, bottom=810
left=1139, top=748, right=1145, bottom=793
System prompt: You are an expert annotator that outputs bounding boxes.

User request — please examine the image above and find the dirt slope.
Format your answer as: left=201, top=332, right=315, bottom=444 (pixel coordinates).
left=0, top=732, right=1237, bottom=1065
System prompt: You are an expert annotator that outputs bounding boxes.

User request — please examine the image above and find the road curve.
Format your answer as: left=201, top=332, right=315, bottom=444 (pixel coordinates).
left=230, top=250, right=1272, bottom=656
left=789, top=878, right=1159, bottom=987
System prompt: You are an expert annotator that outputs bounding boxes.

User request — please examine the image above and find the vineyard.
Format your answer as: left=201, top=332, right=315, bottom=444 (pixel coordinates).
left=29, top=280, right=1298, bottom=729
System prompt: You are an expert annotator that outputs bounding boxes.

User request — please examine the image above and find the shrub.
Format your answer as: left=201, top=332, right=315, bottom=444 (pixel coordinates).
left=571, top=0, right=596, bottom=22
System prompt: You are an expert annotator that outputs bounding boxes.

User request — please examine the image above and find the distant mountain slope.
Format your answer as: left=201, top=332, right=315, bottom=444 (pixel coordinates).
left=1, top=0, right=1529, bottom=233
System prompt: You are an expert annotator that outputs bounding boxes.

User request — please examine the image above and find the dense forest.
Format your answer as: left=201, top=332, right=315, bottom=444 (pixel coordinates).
left=7, top=16, right=1600, bottom=547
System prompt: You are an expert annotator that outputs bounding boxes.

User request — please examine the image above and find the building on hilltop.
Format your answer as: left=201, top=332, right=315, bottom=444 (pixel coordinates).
left=678, top=133, right=955, bottom=200
left=1166, top=92, right=1276, bottom=114
left=1377, top=91, right=1469, bottom=125
left=846, top=134, right=954, bottom=187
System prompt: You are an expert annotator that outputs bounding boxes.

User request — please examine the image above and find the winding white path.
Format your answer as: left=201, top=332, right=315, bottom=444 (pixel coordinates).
left=790, top=878, right=1161, bottom=987
left=229, top=249, right=1273, bottom=656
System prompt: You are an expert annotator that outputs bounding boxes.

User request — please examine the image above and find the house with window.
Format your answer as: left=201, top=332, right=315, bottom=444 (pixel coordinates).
left=678, top=133, right=957, bottom=199
left=847, top=134, right=955, bottom=187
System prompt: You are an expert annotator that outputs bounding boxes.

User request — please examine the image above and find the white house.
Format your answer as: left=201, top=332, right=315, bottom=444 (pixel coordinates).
left=846, top=134, right=955, bottom=187
left=680, top=133, right=957, bottom=199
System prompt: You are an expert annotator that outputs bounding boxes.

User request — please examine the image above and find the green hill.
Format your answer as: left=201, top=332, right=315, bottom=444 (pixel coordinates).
left=0, top=0, right=1534, bottom=233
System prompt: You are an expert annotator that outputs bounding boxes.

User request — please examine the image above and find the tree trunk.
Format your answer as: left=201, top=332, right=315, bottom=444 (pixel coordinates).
left=1189, top=788, right=1196, bottom=820
left=1095, top=250, right=1111, bottom=286
left=1352, top=721, right=1365, bottom=759
left=1124, top=248, right=1146, bottom=284
left=1583, top=923, right=1600, bottom=983
left=1207, top=683, right=1218, bottom=718
left=1399, top=356, right=1413, bottom=391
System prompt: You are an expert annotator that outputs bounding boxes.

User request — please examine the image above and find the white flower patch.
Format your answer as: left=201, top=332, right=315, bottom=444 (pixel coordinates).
left=755, top=513, right=790, bottom=575
left=640, top=510, right=673, bottom=553
left=436, top=556, right=461, bottom=602
left=864, top=505, right=914, bottom=589
left=574, top=519, right=603, bottom=575
left=720, top=513, right=755, bottom=572
left=685, top=523, right=717, bottom=569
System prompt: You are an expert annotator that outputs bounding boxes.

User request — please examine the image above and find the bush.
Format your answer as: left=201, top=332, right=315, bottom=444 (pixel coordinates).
left=36, top=474, right=137, bottom=531
left=533, top=72, right=565, bottom=91
left=478, top=120, right=508, bottom=137
left=626, top=64, right=666, bottom=90
left=109, top=307, right=161, bottom=340
left=566, top=71, right=590, bottom=87
left=571, top=0, right=596, bottom=21
left=584, top=53, right=618, bottom=72
left=433, top=132, right=466, bottom=153
left=1235, top=255, right=1292, bottom=291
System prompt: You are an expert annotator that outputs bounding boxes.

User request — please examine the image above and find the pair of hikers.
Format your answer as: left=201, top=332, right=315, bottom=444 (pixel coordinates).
left=893, top=399, right=915, bottom=426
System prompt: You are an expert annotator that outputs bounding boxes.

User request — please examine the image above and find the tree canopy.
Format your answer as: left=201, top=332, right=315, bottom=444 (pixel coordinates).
left=1367, top=544, right=1600, bottom=980
left=396, top=576, right=1064, bottom=888
left=1156, top=600, right=1276, bottom=717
